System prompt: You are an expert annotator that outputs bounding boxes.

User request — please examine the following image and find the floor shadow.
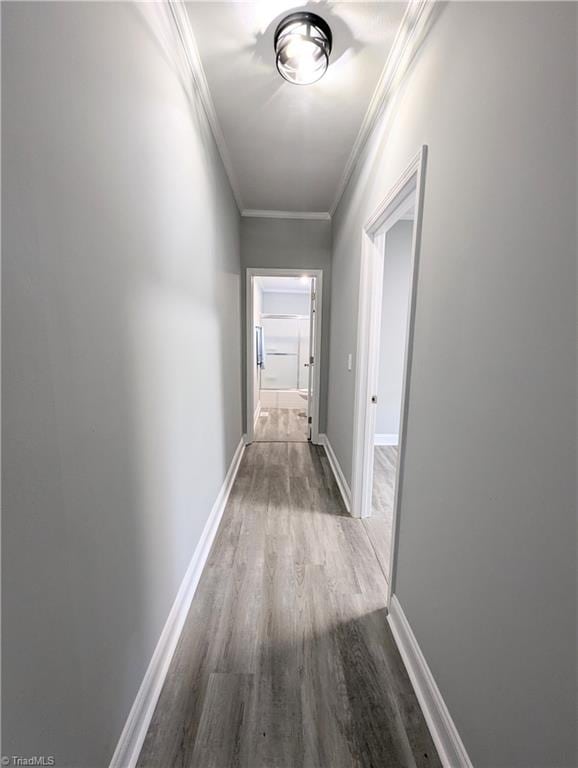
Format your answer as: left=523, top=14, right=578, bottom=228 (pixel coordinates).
left=138, top=603, right=441, bottom=768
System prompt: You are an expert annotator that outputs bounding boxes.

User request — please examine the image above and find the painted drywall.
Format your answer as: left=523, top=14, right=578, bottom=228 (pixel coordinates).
left=327, top=2, right=576, bottom=765
left=241, top=217, right=331, bottom=432
left=2, top=3, right=242, bottom=766
left=375, top=220, right=413, bottom=438
left=262, top=290, right=310, bottom=316
left=575, top=12, right=578, bottom=712
left=253, top=281, right=263, bottom=422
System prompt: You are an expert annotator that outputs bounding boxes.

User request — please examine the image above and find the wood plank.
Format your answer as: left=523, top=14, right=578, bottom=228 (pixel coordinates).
left=255, top=407, right=308, bottom=442
left=362, top=516, right=392, bottom=581
left=372, top=445, right=398, bottom=519
left=137, top=442, right=441, bottom=768
left=189, top=672, right=254, bottom=768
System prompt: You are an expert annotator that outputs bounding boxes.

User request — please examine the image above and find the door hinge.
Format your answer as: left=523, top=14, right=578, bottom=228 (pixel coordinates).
left=308, top=416, right=312, bottom=424
left=310, top=355, right=314, bottom=365
left=371, top=395, right=378, bottom=404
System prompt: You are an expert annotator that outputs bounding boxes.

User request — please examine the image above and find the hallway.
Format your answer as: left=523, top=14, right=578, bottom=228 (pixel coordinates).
left=4, top=2, right=576, bottom=766
left=138, top=442, right=440, bottom=767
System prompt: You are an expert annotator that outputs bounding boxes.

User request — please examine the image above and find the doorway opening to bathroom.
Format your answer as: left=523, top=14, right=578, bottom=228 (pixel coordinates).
left=246, top=268, right=322, bottom=444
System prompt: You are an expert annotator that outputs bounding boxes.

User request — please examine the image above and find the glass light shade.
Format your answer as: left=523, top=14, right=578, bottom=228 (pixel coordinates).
left=274, top=12, right=332, bottom=85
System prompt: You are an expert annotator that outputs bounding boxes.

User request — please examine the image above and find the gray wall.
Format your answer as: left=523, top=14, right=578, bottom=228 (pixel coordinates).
left=2, top=3, right=242, bottom=766
left=241, top=217, right=331, bottom=432
left=376, top=220, right=413, bottom=437
left=327, top=2, right=576, bottom=765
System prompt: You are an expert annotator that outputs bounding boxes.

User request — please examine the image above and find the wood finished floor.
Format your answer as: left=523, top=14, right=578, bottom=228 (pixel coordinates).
left=255, top=406, right=308, bottom=442
left=371, top=446, right=398, bottom=521
left=364, top=446, right=399, bottom=579
left=137, top=442, right=440, bottom=768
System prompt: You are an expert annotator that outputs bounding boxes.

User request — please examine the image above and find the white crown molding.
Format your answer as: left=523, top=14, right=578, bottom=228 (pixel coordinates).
left=242, top=209, right=331, bottom=221
left=167, top=0, right=433, bottom=222
left=329, top=0, right=434, bottom=217
left=167, top=0, right=244, bottom=211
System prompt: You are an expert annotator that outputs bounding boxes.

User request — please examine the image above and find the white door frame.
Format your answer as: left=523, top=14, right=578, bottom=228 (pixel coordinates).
left=246, top=267, right=323, bottom=445
left=351, top=146, right=428, bottom=604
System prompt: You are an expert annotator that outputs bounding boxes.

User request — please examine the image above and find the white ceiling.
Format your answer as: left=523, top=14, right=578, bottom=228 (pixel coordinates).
left=256, top=275, right=311, bottom=293
left=185, top=2, right=408, bottom=214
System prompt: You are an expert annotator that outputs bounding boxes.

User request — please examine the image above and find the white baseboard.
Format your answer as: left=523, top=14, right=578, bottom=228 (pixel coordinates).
left=109, top=436, right=246, bottom=768
left=375, top=433, right=399, bottom=446
left=253, top=400, right=261, bottom=431
left=318, top=434, right=351, bottom=513
left=388, top=595, right=473, bottom=768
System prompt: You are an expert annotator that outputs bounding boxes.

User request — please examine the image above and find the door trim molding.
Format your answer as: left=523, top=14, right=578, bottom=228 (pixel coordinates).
left=253, top=400, right=262, bottom=432
left=318, top=434, right=352, bottom=513
left=246, top=268, right=323, bottom=444
left=351, top=146, right=428, bottom=610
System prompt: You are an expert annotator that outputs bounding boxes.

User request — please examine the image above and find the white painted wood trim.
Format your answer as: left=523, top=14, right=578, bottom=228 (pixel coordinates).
left=386, top=148, right=428, bottom=603
left=374, top=433, right=399, bottom=446
left=253, top=400, right=261, bottom=431
left=310, top=276, right=322, bottom=445
left=168, top=0, right=434, bottom=222
left=242, top=209, right=331, bottom=221
left=109, top=437, right=246, bottom=768
left=318, top=434, right=351, bottom=514
left=329, top=1, right=435, bottom=217
left=246, top=268, right=323, bottom=445
left=388, top=596, right=473, bottom=768
left=167, top=0, right=244, bottom=211
left=351, top=147, right=428, bottom=603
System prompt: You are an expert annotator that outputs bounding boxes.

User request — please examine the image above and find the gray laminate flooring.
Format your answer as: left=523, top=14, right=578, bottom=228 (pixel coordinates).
left=364, top=445, right=399, bottom=579
left=255, top=407, right=308, bottom=442
left=371, top=445, right=399, bottom=520
left=137, top=441, right=440, bottom=768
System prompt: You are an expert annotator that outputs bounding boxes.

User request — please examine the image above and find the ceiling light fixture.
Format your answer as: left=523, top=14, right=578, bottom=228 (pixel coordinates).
left=274, top=11, right=332, bottom=86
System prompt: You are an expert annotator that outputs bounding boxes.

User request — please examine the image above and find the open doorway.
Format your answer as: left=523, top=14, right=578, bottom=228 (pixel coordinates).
left=351, top=147, right=427, bottom=602
left=246, top=268, right=322, bottom=444
left=365, top=216, right=415, bottom=580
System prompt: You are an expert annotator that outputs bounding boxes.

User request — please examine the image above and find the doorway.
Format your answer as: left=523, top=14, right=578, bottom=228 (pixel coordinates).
left=351, top=147, right=427, bottom=603
left=246, top=268, right=322, bottom=444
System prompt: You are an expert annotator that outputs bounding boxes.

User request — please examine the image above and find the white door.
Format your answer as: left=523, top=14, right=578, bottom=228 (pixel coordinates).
left=306, top=278, right=317, bottom=440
